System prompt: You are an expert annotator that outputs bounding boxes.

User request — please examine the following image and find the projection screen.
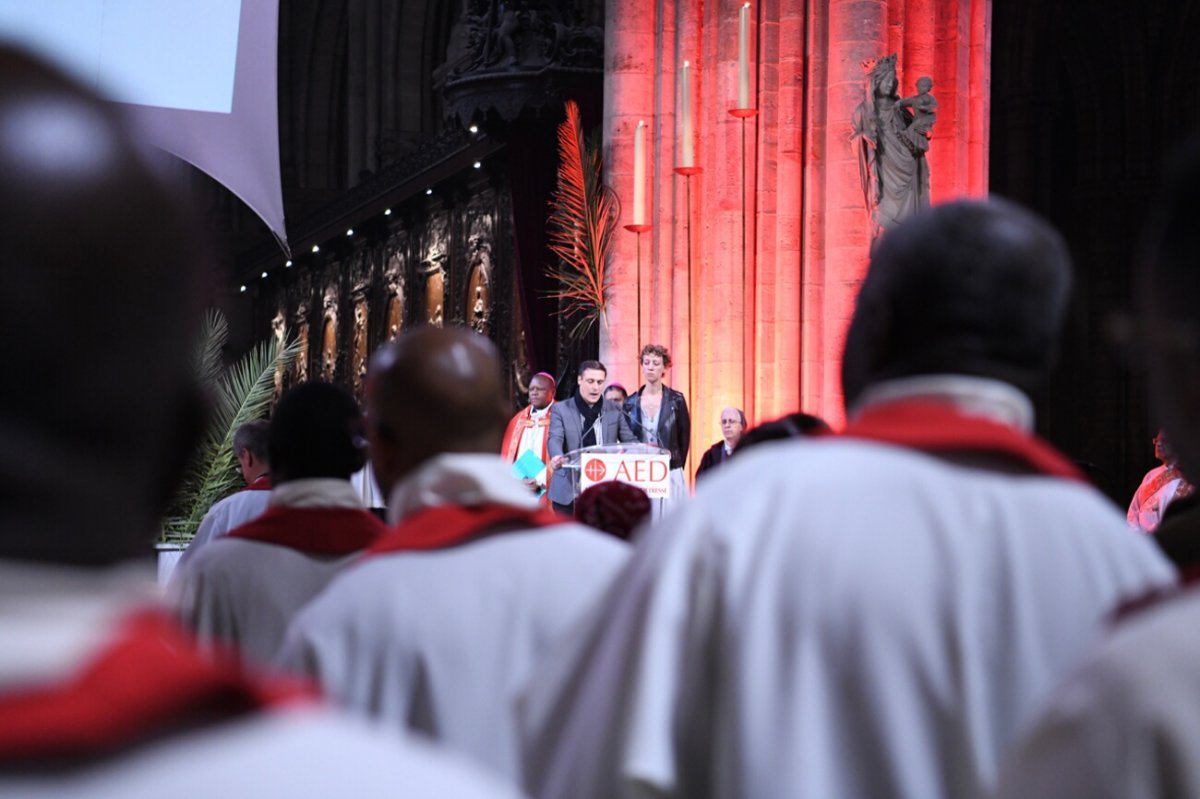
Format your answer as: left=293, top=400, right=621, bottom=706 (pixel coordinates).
left=0, top=0, right=288, bottom=252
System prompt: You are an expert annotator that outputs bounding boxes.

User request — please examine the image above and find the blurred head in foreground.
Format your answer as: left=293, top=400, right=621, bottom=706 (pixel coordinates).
left=0, top=46, right=211, bottom=566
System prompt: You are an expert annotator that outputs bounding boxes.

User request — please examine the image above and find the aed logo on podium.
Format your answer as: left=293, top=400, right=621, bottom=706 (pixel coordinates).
left=580, top=453, right=671, bottom=498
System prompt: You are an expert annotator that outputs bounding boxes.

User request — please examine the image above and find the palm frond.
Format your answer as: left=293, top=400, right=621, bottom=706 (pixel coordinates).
left=162, top=322, right=300, bottom=543
left=192, top=309, right=229, bottom=389
left=545, top=100, right=621, bottom=342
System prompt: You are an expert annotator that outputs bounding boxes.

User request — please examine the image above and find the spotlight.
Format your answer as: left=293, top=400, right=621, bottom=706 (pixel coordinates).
left=473, top=161, right=482, bottom=169
left=384, top=208, right=392, bottom=216
left=468, top=124, right=479, bottom=134
left=239, top=285, right=247, bottom=293
left=311, top=244, right=320, bottom=253
left=285, top=260, right=293, bottom=268
left=425, top=188, right=433, bottom=195
left=346, top=228, right=354, bottom=237
left=260, top=271, right=268, bottom=279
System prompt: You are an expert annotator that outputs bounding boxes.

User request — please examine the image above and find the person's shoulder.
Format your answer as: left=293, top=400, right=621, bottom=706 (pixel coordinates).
left=52, top=707, right=523, bottom=798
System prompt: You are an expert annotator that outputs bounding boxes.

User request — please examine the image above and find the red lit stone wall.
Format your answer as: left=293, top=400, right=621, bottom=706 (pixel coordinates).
left=603, top=0, right=989, bottom=478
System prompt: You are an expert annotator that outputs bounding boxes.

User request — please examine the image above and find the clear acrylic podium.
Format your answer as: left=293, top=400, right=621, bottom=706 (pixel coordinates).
left=557, top=443, right=671, bottom=500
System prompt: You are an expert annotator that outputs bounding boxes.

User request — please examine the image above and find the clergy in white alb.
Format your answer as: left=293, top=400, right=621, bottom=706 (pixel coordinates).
left=516, top=200, right=1178, bottom=799
left=173, top=382, right=386, bottom=667
left=0, top=561, right=531, bottom=799
left=173, top=419, right=274, bottom=578
left=278, top=328, right=630, bottom=781
left=1127, top=431, right=1193, bottom=532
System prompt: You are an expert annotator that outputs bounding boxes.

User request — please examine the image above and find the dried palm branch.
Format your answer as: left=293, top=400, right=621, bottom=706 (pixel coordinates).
left=546, top=100, right=621, bottom=341
left=162, top=313, right=299, bottom=543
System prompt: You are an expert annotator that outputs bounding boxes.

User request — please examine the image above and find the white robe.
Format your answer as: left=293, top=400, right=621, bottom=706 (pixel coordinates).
left=517, top=435, right=1176, bottom=799
left=278, top=453, right=630, bottom=780
left=171, top=479, right=375, bottom=667
left=995, top=588, right=1200, bottom=799
left=172, top=485, right=272, bottom=577
left=1127, top=463, right=1189, bottom=532
left=0, top=561, right=524, bottom=799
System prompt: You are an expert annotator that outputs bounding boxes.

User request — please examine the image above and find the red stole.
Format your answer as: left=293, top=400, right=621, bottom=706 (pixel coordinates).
left=243, top=475, right=272, bottom=492
left=227, top=506, right=385, bottom=555
left=841, top=399, right=1084, bottom=481
left=368, top=503, right=568, bottom=555
left=0, top=611, right=311, bottom=761
left=1132, top=465, right=1192, bottom=510
left=502, top=402, right=554, bottom=463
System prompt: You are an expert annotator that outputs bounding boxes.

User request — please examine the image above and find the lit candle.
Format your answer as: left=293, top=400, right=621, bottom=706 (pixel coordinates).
left=681, top=61, right=694, bottom=167
left=738, top=3, right=751, bottom=109
left=633, top=119, right=646, bottom=225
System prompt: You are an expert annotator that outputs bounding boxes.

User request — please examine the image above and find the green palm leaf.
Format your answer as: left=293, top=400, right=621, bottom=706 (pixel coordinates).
left=162, top=314, right=299, bottom=543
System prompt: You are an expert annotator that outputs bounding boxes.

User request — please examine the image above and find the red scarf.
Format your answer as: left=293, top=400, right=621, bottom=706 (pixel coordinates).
left=368, top=503, right=569, bottom=555
left=842, top=399, right=1083, bottom=481
left=228, top=506, right=385, bottom=555
left=0, top=610, right=311, bottom=761
left=243, top=475, right=272, bottom=492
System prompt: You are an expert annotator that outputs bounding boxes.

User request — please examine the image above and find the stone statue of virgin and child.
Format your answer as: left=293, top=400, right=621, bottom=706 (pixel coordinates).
left=851, top=54, right=937, bottom=240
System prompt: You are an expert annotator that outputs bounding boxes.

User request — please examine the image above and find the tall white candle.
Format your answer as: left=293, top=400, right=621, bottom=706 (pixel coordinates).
left=738, top=3, right=751, bottom=109
left=633, top=119, right=646, bottom=225
left=681, top=61, right=694, bottom=167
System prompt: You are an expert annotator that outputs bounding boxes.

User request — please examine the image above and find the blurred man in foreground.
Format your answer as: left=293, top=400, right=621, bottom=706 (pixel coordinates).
left=280, top=327, right=629, bottom=780
left=0, top=46, right=518, bottom=798
left=518, top=200, right=1175, bottom=799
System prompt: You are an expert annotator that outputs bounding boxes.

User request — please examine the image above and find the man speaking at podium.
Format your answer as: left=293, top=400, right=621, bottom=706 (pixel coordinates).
left=546, top=360, right=636, bottom=515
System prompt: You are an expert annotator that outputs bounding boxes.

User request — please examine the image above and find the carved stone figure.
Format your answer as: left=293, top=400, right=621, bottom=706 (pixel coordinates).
left=294, top=318, right=310, bottom=385
left=320, top=288, right=338, bottom=382
left=386, top=293, right=405, bottom=340
left=851, top=55, right=935, bottom=239
left=469, top=285, right=489, bottom=334
left=424, top=269, right=445, bottom=327
left=351, top=299, right=369, bottom=397
left=271, top=309, right=288, bottom=399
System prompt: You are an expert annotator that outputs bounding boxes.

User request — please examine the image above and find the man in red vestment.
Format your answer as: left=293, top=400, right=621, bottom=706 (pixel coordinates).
left=501, top=371, right=556, bottom=494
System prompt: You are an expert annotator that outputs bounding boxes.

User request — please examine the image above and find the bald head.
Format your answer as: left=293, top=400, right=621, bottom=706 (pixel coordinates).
left=0, top=47, right=210, bottom=565
left=367, top=326, right=511, bottom=494
left=842, top=199, right=1072, bottom=410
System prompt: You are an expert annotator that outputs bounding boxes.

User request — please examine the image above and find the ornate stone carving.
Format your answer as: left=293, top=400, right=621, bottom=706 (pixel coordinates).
left=466, top=217, right=492, bottom=334
left=443, top=0, right=605, bottom=125
left=271, top=308, right=288, bottom=399
left=294, top=317, right=310, bottom=385
left=320, top=287, right=339, bottom=382
left=351, top=299, right=369, bottom=397
left=851, top=54, right=935, bottom=239
left=384, top=241, right=407, bottom=341
left=426, top=271, right=446, bottom=327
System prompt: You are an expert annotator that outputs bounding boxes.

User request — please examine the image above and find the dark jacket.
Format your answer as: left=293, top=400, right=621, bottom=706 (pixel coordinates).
left=624, top=385, right=691, bottom=470
left=695, top=440, right=733, bottom=478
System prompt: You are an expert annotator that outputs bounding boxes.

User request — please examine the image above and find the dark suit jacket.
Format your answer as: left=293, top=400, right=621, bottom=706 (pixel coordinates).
left=695, top=440, right=732, bottom=479
left=624, top=385, right=691, bottom=470
left=547, top=397, right=636, bottom=504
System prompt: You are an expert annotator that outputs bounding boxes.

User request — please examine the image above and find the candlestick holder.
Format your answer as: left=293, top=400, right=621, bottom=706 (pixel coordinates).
left=729, top=108, right=757, bottom=409
left=673, top=165, right=702, bottom=415
left=624, top=223, right=652, bottom=351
